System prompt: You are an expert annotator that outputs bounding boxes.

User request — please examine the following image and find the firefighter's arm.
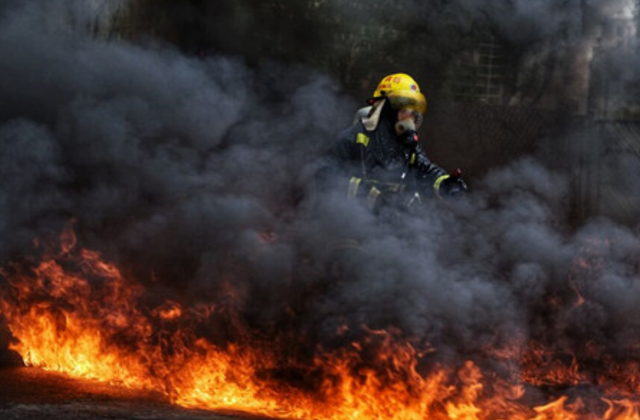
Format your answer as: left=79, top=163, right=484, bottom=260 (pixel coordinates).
left=315, top=127, right=364, bottom=191
left=321, top=128, right=382, bottom=209
left=414, top=146, right=468, bottom=198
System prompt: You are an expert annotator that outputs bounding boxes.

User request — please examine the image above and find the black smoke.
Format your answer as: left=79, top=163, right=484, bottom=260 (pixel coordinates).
left=1, top=0, right=640, bottom=409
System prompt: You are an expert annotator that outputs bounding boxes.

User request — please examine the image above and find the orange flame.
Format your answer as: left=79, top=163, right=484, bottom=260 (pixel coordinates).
left=1, top=227, right=640, bottom=420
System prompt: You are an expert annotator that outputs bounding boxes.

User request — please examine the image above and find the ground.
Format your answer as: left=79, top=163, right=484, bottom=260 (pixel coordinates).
left=0, top=367, right=254, bottom=420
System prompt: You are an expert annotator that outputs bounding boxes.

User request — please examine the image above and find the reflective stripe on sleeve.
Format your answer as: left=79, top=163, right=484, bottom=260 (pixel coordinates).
left=433, top=174, right=451, bottom=198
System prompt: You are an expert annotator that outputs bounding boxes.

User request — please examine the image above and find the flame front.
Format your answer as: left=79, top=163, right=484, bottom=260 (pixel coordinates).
left=1, top=228, right=640, bottom=420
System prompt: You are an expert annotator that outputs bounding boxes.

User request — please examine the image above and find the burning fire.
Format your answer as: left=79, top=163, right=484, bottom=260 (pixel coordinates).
left=1, top=225, right=640, bottom=420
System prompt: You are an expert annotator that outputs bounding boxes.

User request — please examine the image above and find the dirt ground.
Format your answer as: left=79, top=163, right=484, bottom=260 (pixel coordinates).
left=0, top=367, right=254, bottom=420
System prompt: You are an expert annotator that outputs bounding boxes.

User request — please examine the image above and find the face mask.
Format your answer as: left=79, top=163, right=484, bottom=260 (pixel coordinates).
left=395, top=117, right=416, bottom=135
left=395, top=118, right=419, bottom=148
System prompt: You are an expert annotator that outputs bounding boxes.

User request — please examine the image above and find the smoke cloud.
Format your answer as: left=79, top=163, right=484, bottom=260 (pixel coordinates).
left=1, top=0, right=640, bottom=406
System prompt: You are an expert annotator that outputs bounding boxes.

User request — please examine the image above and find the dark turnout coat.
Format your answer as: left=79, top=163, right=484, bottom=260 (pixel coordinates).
left=320, top=104, right=447, bottom=210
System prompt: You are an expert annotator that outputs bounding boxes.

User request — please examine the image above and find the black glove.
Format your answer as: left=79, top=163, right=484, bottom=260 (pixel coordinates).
left=441, top=177, right=468, bottom=197
left=438, top=169, right=468, bottom=198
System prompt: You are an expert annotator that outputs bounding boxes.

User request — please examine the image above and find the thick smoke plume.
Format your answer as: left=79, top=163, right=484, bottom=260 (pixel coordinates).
left=1, top=0, right=640, bottom=406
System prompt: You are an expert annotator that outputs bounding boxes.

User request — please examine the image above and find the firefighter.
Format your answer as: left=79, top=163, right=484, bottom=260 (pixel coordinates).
left=321, top=73, right=467, bottom=213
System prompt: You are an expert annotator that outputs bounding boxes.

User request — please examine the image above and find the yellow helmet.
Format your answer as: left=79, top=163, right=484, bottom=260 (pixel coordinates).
left=370, top=73, right=427, bottom=115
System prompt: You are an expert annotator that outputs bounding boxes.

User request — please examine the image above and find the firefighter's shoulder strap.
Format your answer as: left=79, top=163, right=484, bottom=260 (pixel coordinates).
left=355, top=132, right=370, bottom=178
left=348, top=131, right=378, bottom=210
left=348, top=130, right=370, bottom=199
